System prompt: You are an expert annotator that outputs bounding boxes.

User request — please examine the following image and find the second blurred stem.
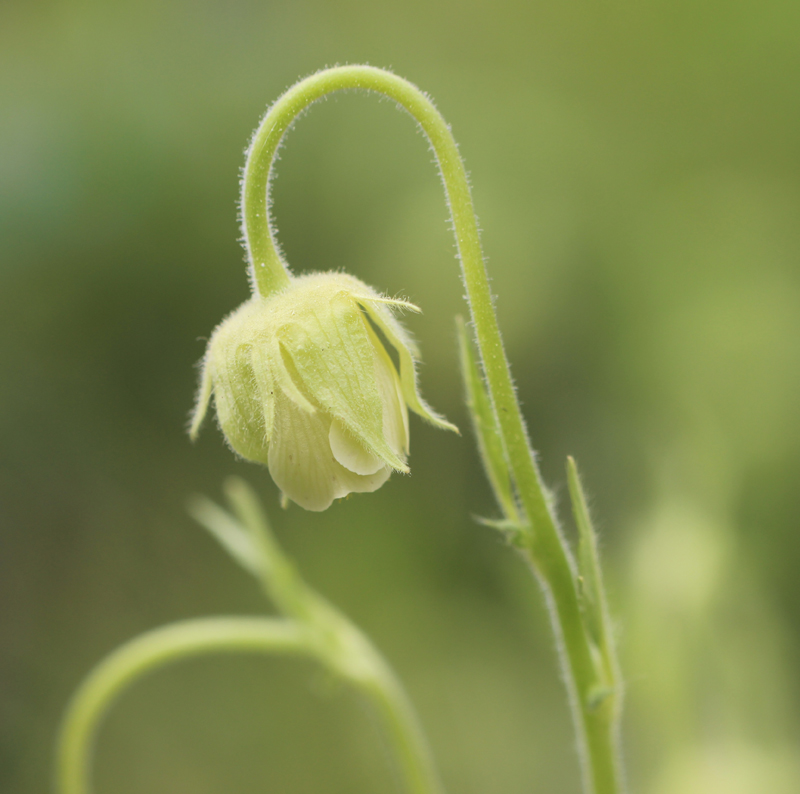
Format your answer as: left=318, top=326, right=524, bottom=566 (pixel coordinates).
left=218, top=478, right=445, bottom=794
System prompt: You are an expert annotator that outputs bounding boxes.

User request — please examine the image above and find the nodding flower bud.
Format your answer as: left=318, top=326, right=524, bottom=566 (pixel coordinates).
left=190, top=272, right=457, bottom=511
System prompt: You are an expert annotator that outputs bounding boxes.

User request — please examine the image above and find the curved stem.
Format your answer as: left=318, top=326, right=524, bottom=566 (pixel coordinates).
left=56, top=618, right=312, bottom=794
left=242, top=65, right=623, bottom=793
left=307, top=596, right=445, bottom=794
left=359, top=661, right=444, bottom=794
left=56, top=612, right=442, bottom=794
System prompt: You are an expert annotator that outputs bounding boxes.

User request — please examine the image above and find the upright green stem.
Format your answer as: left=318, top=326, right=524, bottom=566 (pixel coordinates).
left=243, top=65, right=623, bottom=794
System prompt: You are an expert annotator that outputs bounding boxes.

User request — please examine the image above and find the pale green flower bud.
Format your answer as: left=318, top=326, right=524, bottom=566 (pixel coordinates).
left=190, top=272, right=457, bottom=511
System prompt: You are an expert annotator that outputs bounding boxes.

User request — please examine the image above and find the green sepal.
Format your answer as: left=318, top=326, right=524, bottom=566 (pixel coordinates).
left=188, top=358, right=213, bottom=440
left=361, top=296, right=458, bottom=434
left=277, top=291, right=406, bottom=472
left=198, top=300, right=275, bottom=463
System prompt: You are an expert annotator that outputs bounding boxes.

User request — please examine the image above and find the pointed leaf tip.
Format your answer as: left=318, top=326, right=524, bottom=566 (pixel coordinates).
left=189, top=362, right=213, bottom=440
left=187, top=494, right=262, bottom=577
left=567, top=456, right=603, bottom=645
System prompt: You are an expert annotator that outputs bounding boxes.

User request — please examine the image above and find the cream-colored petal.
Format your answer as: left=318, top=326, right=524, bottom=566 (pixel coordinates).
left=329, top=419, right=385, bottom=475
left=344, top=466, right=392, bottom=497
left=268, top=390, right=391, bottom=511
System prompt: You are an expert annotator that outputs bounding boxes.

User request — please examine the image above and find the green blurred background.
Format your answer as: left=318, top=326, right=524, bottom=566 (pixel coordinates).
left=2, top=1, right=799, bottom=792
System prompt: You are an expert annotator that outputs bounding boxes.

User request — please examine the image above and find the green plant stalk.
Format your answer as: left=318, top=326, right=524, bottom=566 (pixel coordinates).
left=243, top=65, right=623, bottom=794
left=304, top=595, right=445, bottom=794
left=56, top=611, right=442, bottom=794
left=222, top=477, right=444, bottom=794
left=55, top=618, right=311, bottom=794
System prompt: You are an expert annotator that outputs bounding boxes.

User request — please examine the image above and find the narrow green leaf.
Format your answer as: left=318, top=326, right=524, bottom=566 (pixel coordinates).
left=474, top=515, right=528, bottom=546
left=567, top=456, right=604, bottom=645
left=473, top=516, right=521, bottom=532
left=222, top=476, right=287, bottom=575
left=187, top=494, right=262, bottom=577
left=223, top=477, right=273, bottom=550
left=222, top=477, right=311, bottom=619
left=456, top=316, right=519, bottom=523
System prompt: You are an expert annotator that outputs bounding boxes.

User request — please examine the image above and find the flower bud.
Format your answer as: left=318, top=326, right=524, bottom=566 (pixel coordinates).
left=190, top=272, right=457, bottom=511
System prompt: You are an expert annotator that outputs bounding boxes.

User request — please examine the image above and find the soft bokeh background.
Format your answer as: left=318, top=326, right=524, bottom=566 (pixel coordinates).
left=2, top=1, right=799, bottom=792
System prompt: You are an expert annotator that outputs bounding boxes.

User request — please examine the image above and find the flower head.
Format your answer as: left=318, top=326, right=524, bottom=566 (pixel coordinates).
left=190, top=272, right=457, bottom=511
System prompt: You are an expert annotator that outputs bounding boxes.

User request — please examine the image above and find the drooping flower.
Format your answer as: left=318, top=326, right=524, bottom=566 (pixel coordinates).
left=190, top=272, right=457, bottom=511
